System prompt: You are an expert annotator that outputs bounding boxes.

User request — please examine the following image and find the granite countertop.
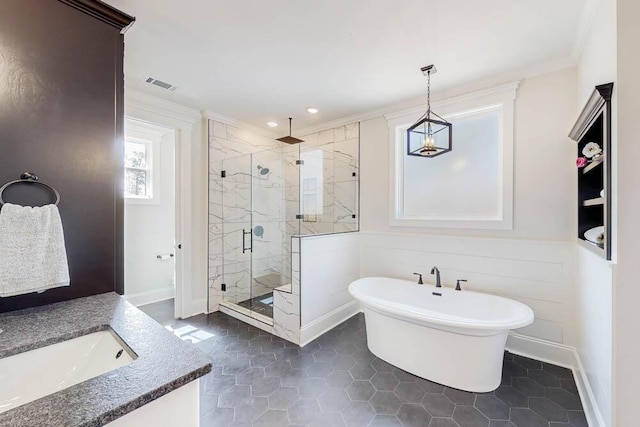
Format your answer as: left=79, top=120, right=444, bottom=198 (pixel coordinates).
left=0, top=293, right=212, bottom=426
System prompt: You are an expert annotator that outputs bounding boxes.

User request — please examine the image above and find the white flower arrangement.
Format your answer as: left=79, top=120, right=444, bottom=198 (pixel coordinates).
left=582, top=142, right=602, bottom=159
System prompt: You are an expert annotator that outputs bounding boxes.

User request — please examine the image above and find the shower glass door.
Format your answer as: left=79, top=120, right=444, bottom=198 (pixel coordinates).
left=249, top=148, right=283, bottom=318
left=220, top=145, right=300, bottom=320
left=221, top=154, right=252, bottom=309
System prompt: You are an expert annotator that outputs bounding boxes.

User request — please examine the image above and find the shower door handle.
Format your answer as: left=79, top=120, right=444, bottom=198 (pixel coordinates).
left=242, top=229, right=253, bottom=253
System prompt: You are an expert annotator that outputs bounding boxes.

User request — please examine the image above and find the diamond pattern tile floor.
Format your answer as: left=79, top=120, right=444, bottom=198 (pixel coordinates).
left=141, top=303, right=587, bottom=427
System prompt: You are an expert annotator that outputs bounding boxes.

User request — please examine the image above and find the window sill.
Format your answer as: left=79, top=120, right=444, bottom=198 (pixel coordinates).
left=125, top=196, right=159, bottom=206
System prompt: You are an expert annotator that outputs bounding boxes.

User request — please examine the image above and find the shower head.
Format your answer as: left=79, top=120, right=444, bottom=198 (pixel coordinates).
left=276, top=118, right=304, bottom=144
left=257, top=165, right=270, bottom=175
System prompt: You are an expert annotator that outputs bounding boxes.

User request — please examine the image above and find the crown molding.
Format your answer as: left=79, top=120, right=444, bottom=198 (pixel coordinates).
left=59, top=0, right=135, bottom=33
left=202, top=110, right=280, bottom=139
left=125, top=89, right=201, bottom=124
left=296, top=58, right=573, bottom=135
left=572, top=0, right=600, bottom=61
left=295, top=81, right=520, bottom=135
left=384, top=81, right=520, bottom=122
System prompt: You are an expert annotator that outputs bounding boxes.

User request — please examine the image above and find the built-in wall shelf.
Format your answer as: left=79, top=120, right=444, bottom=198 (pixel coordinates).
left=569, top=82, right=613, bottom=260
left=583, top=197, right=605, bottom=207
left=582, top=155, right=604, bottom=174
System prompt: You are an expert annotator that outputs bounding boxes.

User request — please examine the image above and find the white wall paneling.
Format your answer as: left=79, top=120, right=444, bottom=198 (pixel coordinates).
left=299, top=232, right=360, bottom=346
left=359, top=232, right=575, bottom=346
left=575, top=246, right=612, bottom=426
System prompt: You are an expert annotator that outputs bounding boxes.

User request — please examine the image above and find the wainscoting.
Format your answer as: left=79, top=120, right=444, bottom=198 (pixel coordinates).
left=300, top=232, right=361, bottom=345
left=360, top=232, right=575, bottom=345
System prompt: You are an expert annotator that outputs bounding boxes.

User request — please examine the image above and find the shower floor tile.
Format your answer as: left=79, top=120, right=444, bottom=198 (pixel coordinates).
left=236, top=291, right=274, bottom=318
left=140, top=303, right=587, bottom=427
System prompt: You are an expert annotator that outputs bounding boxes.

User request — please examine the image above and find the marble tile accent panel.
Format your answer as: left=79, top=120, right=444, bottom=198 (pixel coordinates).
left=284, top=151, right=300, bottom=188
left=222, top=223, right=251, bottom=264
left=211, top=120, right=227, bottom=139
left=221, top=261, right=251, bottom=304
left=291, top=250, right=300, bottom=296
left=285, top=185, right=301, bottom=214
left=318, top=128, right=335, bottom=146
left=273, top=290, right=301, bottom=344
left=253, top=186, right=283, bottom=223
left=221, top=182, right=251, bottom=223
left=345, top=122, right=359, bottom=139
left=334, top=181, right=358, bottom=224
left=301, top=131, right=319, bottom=147
left=334, top=138, right=359, bottom=182
left=208, top=192, right=223, bottom=222
left=208, top=268, right=223, bottom=312
left=209, top=157, right=223, bottom=178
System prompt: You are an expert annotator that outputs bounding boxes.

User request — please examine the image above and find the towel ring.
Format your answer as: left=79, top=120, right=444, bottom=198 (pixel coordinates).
left=0, top=172, right=61, bottom=206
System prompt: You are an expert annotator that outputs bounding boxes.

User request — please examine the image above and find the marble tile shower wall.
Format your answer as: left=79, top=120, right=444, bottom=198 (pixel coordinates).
left=208, top=119, right=360, bottom=345
left=208, top=120, right=283, bottom=311
left=298, top=123, right=360, bottom=235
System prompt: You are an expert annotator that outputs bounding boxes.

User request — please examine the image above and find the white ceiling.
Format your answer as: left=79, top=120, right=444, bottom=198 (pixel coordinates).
left=106, top=0, right=588, bottom=130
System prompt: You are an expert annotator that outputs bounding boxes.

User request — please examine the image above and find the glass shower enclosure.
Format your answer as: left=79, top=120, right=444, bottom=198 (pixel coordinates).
left=219, top=145, right=300, bottom=318
left=208, top=121, right=360, bottom=321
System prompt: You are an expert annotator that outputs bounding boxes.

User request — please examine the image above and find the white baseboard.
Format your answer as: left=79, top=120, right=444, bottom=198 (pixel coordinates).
left=506, top=332, right=603, bottom=427
left=573, top=351, right=605, bottom=427
left=506, top=332, right=575, bottom=369
left=125, top=287, right=174, bottom=307
left=300, top=300, right=361, bottom=347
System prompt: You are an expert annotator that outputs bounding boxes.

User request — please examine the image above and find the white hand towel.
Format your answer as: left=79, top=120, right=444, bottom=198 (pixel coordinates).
left=0, top=203, right=70, bottom=297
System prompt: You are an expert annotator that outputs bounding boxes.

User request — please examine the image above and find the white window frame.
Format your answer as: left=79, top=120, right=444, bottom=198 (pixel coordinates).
left=125, top=122, right=163, bottom=205
left=386, top=82, right=518, bottom=230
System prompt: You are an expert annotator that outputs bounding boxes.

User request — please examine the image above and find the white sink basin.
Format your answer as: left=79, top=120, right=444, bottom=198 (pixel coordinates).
left=0, top=329, right=136, bottom=414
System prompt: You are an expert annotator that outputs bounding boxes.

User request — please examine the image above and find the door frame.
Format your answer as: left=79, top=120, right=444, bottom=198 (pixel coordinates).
left=124, top=90, right=200, bottom=319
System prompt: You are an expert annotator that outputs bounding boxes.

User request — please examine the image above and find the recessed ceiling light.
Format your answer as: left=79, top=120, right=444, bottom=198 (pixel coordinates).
left=306, top=107, right=319, bottom=114
left=267, top=121, right=278, bottom=127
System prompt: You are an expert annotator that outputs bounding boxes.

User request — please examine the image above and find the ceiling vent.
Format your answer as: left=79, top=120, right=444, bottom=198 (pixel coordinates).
left=144, top=77, right=177, bottom=91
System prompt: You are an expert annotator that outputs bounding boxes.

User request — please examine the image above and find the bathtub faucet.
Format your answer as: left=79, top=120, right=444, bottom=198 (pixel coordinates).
left=430, top=267, right=441, bottom=288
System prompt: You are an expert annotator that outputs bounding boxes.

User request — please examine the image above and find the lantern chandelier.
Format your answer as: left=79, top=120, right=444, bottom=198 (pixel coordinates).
left=407, top=65, right=452, bottom=158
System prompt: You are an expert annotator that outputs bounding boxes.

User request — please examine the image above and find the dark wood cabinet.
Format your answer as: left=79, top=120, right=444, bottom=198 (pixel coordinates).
left=569, top=83, right=613, bottom=260
left=0, top=0, right=134, bottom=312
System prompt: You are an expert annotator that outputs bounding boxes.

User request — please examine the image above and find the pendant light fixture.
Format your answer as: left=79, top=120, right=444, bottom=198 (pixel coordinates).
left=277, top=117, right=304, bottom=144
left=407, top=65, right=452, bottom=158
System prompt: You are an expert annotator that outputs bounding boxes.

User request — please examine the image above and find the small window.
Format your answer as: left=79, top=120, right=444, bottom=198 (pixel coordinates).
left=387, top=83, right=517, bottom=229
left=125, top=139, right=152, bottom=199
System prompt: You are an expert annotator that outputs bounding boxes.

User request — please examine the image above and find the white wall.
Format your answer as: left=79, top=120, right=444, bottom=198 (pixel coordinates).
left=574, top=0, right=617, bottom=424
left=359, top=68, right=578, bottom=347
left=125, top=130, right=176, bottom=304
left=576, top=247, right=612, bottom=425
left=613, top=0, right=640, bottom=425
left=362, top=67, right=577, bottom=242
left=300, top=232, right=360, bottom=344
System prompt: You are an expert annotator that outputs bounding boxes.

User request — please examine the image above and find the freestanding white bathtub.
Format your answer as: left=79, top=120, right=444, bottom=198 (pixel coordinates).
left=349, top=277, right=534, bottom=392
